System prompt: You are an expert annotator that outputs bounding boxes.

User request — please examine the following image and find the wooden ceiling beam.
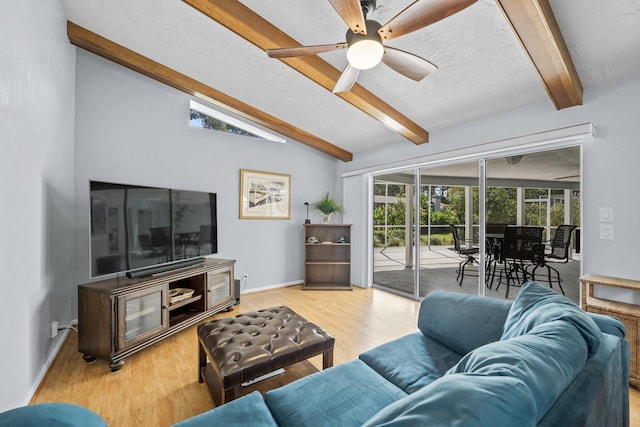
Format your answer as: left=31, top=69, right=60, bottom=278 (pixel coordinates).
left=183, top=0, right=429, bottom=145
left=497, top=0, right=583, bottom=110
left=67, top=21, right=353, bottom=162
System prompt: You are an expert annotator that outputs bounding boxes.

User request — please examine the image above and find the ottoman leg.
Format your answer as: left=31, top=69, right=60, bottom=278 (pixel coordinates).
left=211, top=384, right=235, bottom=407
left=322, top=348, right=334, bottom=369
left=224, top=387, right=235, bottom=405
left=198, top=340, right=206, bottom=383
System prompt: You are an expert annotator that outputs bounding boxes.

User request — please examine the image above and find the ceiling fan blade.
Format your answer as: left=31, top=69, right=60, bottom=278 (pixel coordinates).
left=267, top=43, right=348, bottom=58
left=332, top=64, right=360, bottom=93
left=382, top=46, right=437, bottom=81
left=328, top=0, right=367, bottom=34
left=378, top=0, right=477, bottom=41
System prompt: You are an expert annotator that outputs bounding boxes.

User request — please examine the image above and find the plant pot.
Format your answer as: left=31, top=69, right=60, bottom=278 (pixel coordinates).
left=322, top=214, right=332, bottom=224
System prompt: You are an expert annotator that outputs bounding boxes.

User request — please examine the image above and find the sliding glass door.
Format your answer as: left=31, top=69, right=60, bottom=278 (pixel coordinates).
left=371, top=146, right=581, bottom=303
left=372, top=171, right=417, bottom=298
left=371, top=160, right=481, bottom=300
left=417, top=161, right=480, bottom=298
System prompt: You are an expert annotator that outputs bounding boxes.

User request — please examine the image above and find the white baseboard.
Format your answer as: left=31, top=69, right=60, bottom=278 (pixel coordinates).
left=241, top=280, right=301, bottom=295
left=241, top=280, right=366, bottom=295
left=24, top=319, right=78, bottom=405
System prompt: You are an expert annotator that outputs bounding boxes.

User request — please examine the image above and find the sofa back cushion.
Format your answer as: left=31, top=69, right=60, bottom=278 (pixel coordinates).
left=447, top=320, right=588, bottom=421
left=501, top=281, right=601, bottom=355
left=418, top=290, right=511, bottom=355
left=362, top=373, right=536, bottom=427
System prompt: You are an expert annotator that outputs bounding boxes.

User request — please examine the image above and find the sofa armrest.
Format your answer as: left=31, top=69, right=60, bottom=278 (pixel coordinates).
left=171, top=391, right=277, bottom=427
left=0, top=403, right=106, bottom=427
left=588, top=312, right=626, bottom=339
left=418, top=291, right=512, bottom=355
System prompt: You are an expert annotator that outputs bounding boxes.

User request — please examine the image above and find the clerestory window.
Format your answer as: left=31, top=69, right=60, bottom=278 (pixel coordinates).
left=189, top=100, right=285, bottom=143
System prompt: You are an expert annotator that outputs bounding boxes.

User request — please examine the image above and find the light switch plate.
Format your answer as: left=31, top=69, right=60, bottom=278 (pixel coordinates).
left=599, top=207, right=614, bottom=223
left=599, top=224, right=614, bottom=240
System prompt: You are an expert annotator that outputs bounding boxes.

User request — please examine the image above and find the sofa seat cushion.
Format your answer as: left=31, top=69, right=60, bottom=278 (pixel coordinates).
left=447, top=320, right=588, bottom=422
left=359, top=332, right=463, bottom=394
left=362, top=373, right=537, bottom=427
left=501, top=281, right=601, bottom=355
left=172, top=391, right=277, bottom=427
left=264, top=359, right=406, bottom=427
left=419, top=290, right=512, bottom=355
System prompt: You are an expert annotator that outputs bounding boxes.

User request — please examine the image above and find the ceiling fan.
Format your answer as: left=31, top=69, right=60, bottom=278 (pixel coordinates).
left=266, top=0, right=477, bottom=93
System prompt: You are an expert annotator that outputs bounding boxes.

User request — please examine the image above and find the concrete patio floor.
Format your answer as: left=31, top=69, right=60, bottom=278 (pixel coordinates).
left=373, top=245, right=581, bottom=303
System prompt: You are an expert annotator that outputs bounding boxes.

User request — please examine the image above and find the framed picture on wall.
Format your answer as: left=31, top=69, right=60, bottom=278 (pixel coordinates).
left=239, top=169, right=291, bottom=220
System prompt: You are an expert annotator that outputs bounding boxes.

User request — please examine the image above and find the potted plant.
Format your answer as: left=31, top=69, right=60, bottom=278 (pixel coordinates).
left=312, top=193, right=343, bottom=224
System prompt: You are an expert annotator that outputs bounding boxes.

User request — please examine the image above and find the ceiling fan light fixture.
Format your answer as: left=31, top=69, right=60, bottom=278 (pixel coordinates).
left=347, top=39, right=384, bottom=69
left=344, top=19, right=384, bottom=70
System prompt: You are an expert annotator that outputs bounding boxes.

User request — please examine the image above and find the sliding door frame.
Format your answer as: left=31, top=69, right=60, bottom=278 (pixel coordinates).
left=366, top=134, right=586, bottom=300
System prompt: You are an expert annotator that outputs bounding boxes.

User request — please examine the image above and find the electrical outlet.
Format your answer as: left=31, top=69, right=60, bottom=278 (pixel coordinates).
left=51, top=321, right=59, bottom=338
left=243, top=273, right=248, bottom=282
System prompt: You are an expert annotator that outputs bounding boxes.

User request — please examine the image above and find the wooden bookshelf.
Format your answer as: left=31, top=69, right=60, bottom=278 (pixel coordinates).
left=303, top=224, right=352, bottom=290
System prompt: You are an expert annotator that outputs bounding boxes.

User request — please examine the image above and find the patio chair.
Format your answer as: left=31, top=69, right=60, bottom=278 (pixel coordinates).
left=495, top=226, right=543, bottom=298
left=485, top=223, right=507, bottom=289
left=449, top=224, right=479, bottom=286
left=531, top=224, right=578, bottom=295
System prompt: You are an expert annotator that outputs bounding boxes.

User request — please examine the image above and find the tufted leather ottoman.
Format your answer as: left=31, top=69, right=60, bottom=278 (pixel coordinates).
left=198, top=306, right=335, bottom=406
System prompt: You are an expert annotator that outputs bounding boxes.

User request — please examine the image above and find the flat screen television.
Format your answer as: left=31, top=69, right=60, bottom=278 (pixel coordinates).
left=89, top=181, right=217, bottom=277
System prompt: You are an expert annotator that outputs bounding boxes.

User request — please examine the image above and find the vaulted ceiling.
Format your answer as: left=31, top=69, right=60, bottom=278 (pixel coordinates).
left=63, top=0, right=640, bottom=162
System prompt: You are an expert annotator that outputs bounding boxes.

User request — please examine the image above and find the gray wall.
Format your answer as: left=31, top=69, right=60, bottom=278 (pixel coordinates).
left=339, top=76, right=640, bottom=287
left=0, top=1, right=76, bottom=410
left=73, top=50, right=341, bottom=294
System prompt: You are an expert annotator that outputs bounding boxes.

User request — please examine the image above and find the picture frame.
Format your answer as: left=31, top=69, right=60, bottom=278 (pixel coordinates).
left=239, top=169, right=291, bottom=220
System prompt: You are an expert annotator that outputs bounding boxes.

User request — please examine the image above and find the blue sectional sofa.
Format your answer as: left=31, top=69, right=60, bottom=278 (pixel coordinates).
left=0, top=403, right=107, bottom=427
left=174, top=281, right=630, bottom=427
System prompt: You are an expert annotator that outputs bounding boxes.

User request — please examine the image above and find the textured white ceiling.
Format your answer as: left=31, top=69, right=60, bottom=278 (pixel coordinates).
left=62, top=0, right=640, bottom=157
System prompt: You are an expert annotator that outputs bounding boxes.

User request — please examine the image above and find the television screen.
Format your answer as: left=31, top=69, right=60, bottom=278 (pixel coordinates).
left=89, top=181, right=217, bottom=277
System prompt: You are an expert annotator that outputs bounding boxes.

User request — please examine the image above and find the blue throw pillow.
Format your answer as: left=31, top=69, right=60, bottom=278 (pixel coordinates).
left=362, top=374, right=536, bottom=427
left=447, top=320, right=588, bottom=421
left=501, top=281, right=601, bottom=355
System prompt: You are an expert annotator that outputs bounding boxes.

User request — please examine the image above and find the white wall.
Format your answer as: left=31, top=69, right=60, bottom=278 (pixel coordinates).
left=339, top=76, right=640, bottom=286
left=0, top=1, right=76, bottom=410
left=73, top=50, right=341, bottom=293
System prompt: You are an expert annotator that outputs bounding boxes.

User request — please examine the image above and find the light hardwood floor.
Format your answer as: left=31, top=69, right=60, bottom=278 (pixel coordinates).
left=32, top=285, right=640, bottom=426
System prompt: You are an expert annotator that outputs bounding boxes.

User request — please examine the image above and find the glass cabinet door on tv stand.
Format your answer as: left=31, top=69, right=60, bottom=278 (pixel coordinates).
left=207, top=266, right=233, bottom=310
left=116, top=284, right=169, bottom=355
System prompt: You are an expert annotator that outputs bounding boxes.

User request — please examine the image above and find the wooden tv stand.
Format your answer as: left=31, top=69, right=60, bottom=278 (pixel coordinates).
left=78, top=258, right=236, bottom=372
